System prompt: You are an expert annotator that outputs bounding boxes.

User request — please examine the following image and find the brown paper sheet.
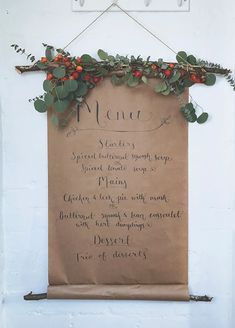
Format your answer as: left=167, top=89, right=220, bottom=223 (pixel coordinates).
left=47, top=78, right=189, bottom=301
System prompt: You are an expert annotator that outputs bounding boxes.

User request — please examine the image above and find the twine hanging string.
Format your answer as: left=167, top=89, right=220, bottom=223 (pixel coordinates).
left=63, top=3, right=114, bottom=50
left=15, top=3, right=230, bottom=76
left=62, top=2, right=191, bottom=67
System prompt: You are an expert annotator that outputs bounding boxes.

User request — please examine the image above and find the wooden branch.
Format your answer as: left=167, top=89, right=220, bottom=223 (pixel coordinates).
left=15, top=64, right=231, bottom=75
left=24, top=291, right=47, bottom=301
left=23, top=291, right=213, bottom=302
left=15, top=65, right=40, bottom=74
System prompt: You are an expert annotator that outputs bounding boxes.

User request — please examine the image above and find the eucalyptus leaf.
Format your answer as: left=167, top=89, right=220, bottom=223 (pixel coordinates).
left=141, top=76, right=148, bottom=84
left=43, top=80, right=54, bottom=92
left=34, top=99, right=47, bottom=113
left=185, top=102, right=195, bottom=112
left=55, top=85, right=69, bottom=99
left=51, top=113, right=59, bottom=126
left=176, top=51, right=188, bottom=64
left=54, top=99, right=69, bottom=113
left=205, top=74, right=216, bottom=86
left=53, top=67, right=66, bottom=79
left=169, top=71, right=181, bottom=83
left=197, top=112, right=208, bottom=124
left=97, top=49, right=108, bottom=60
left=127, top=75, right=139, bottom=87
left=108, top=55, right=115, bottom=61
left=99, top=68, right=109, bottom=76
left=81, top=54, right=93, bottom=63
left=187, top=55, right=197, bottom=65
left=182, top=77, right=194, bottom=88
left=64, top=79, right=78, bottom=92
left=76, top=81, right=88, bottom=96
left=161, top=88, right=171, bottom=96
left=188, top=113, right=197, bottom=123
left=44, top=93, right=54, bottom=106
left=45, top=47, right=53, bottom=61
left=181, top=103, right=197, bottom=123
left=111, top=75, right=123, bottom=86
left=154, top=81, right=167, bottom=93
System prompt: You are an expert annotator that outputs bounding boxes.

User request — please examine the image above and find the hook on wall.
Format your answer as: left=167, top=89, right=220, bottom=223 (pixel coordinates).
left=144, top=0, right=151, bottom=7
left=177, top=0, right=183, bottom=7
left=72, top=0, right=190, bottom=12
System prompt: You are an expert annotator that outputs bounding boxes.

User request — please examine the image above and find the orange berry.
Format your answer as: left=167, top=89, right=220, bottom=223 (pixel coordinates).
left=76, top=66, right=83, bottom=72
left=133, top=71, right=142, bottom=78
left=163, top=69, right=171, bottom=77
left=190, top=74, right=197, bottom=82
left=65, top=61, right=71, bottom=67
left=72, top=72, right=79, bottom=79
left=169, top=63, right=175, bottom=69
left=84, top=74, right=90, bottom=81
left=57, top=54, right=63, bottom=59
left=93, top=76, right=101, bottom=83
left=62, top=77, right=68, bottom=81
left=41, top=57, right=47, bottom=63
left=46, top=73, right=53, bottom=80
left=69, top=76, right=75, bottom=80
left=76, top=57, right=81, bottom=63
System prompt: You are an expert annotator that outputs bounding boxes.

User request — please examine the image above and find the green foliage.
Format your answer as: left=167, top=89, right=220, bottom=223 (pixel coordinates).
left=154, top=81, right=168, bottom=93
left=45, top=46, right=54, bottom=61
left=98, top=49, right=109, bottom=60
left=12, top=45, right=233, bottom=127
left=43, top=80, right=54, bottom=92
left=64, top=80, right=78, bottom=92
left=187, top=55, right=197, bottom=65
left=76, top=81, right=88, bottom=96
left=51, top=113, right=59, bottom=126
left=176, top=51, right=188, bottom=64
left=54, top=99, right=69, bottom=113
left=197, top=112, right=208, bottom=124
left=127, top=75, right=140, bottom=87
left=181, top=102, right=208, bottom=124
left=141, top=76, right=148, bottom=84
left=225, top=72, right=235, bottom=90
left=205, top=74, right=216, bottom=86
left=53, top=67, right=65, bottom=79
left=111, top=75, right=124, bottom=86
left=170, top=71, right=181, bottom=83
left=34, top=99, right=47, bottom=112
left=44, top=93, right=54, bottom=106
left=81, top=54, right=93, bottom=63
left=181, top=103, right=197, bottom=123
left=55, top=85, right=69, bottom=99
left=11, top=44, right=35, bottom=62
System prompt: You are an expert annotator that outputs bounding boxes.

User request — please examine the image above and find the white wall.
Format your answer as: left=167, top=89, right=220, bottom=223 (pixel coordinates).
left=0, top=0, right=235, bottom=327
left=0, top=98, right=4, bottom=325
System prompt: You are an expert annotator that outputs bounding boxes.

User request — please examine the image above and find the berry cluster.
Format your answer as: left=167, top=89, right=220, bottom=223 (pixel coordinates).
left=40, top=54, right=102, bottom=85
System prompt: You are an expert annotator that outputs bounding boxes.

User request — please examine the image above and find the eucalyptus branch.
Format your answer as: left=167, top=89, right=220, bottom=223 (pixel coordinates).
left=12, top=46, right=234, bottom=127
left=15, top=63, right=230, bottom=75
left=11, top=44, right=35, bottom=63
